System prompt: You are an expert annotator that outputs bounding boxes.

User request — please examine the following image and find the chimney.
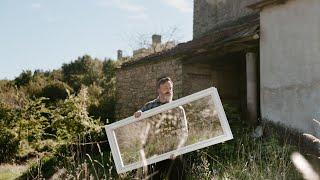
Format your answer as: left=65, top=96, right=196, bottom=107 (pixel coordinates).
left=152, top=34, right=161, bottom=46
left=117, top=50, right=122, bottom=60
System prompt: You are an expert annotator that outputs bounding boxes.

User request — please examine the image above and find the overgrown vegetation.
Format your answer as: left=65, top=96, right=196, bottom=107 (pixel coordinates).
left=0, top=55, right=118, bottom=179
left=0, top=54, right=309, bottom=179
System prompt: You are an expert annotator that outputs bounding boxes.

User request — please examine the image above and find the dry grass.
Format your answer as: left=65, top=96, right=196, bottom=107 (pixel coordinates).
left=0, top=164, right=28, bottom=180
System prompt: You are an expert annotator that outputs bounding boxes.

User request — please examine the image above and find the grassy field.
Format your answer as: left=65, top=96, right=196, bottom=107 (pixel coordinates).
left=9, top=124, right=309, bottom=180
left=4, top=105, right=317, bottom=179
left=0, top=164, right=28, bottom=180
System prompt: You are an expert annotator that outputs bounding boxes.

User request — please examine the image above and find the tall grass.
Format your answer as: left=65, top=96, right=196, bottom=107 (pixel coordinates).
left=183, top=126, right=301, bottom=179
left=17, top=107, right=307, bottom=179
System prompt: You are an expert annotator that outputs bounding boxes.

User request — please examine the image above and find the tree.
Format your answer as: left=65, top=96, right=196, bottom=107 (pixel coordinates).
left=125, top=26, right=182, bottom=54
left=14, top=70, right=33, bottom=87
left=102, top=59, right=117, bottom=83
left=61, top=55, right=104, bottom=91
left=87, top=59, right=117, bottom=123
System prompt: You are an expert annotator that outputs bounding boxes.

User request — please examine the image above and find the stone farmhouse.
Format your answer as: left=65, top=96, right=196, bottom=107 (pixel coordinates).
left=114, top=0, right=320, bottom=139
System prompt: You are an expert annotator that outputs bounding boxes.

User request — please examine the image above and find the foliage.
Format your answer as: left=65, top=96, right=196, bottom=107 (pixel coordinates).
left=14, top=70, right=33, bottom=87
left=15, top=97, right=51, bottom=143
left=0, top=81, right=26, bottom=109
left=88, top=59, right=117, bottom=123
left=0, top=102, right=19, bottom=163
left=0, top=128, right=19, bottom=163
left=37, top=80, right=73, bottom=102
left=62, top=55, right=104, bottom=91
left=102, top=59, right=117, bottom=83
left=19, top=143, right=117, bottom=180
left=51, top=87, right=101, bottom=141
left=0, top=54, right=118, bottom=178
left=88, top=92, right=116, bottom=124
left=0, top=102, right=14, bottom=127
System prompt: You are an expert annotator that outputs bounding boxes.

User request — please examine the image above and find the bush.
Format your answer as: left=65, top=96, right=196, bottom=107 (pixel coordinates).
left=0, top=102, right=19, bottom=163
left=0, top=128, right=19, bottom=163
left=88, top=95, right=116, bottom=124
left=15, top=97, right=51, bottom=144
left=51, top=87, right=101, bottom=141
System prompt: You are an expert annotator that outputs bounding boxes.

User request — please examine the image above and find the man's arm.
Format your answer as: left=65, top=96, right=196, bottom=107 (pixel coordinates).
left=134, top=102, right=150, bottom=118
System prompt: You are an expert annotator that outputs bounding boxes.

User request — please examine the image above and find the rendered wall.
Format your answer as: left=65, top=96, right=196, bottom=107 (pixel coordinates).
left=260, top=0, right=320, bottom=137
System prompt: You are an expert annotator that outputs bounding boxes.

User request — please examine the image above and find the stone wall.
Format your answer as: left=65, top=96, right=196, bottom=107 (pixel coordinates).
left=193, top=0, right=260, bottom=39
left=115, top=59, right=183, bottom=119
left=116, top=54, right=247, bottom=121
left=260, top=0, right=320, bottom=137
left=182, top=63, right=217, bottom=96
left=182, top=56, right=242, bottom=108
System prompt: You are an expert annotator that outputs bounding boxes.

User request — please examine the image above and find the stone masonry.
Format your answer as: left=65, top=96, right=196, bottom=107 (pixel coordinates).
left=115, top=58, right=183, bottom=119
left=193, top=0, right=260, bottom=39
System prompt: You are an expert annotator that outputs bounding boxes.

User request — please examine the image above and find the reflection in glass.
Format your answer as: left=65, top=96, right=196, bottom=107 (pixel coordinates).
left=114, top=95, right=223, bottom=166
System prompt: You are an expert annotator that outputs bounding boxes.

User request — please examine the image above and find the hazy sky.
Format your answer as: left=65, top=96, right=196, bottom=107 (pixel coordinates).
left=0, top=0, right=193, bottom=79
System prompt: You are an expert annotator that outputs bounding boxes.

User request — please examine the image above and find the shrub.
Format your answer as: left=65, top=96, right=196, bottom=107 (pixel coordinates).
left=0, top=128, right=19, bottom=163
left=15, top=97, right=51, bottom=143
left=51, top=87, right=101, bottom=142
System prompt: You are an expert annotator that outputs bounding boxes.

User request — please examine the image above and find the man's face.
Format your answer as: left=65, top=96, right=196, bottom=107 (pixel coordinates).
left=158, top=81, right=173, bottom=102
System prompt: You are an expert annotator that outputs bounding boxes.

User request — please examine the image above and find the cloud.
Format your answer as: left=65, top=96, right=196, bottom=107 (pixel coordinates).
left=128, top=13, right=148, bottom=20
left=100, top=0, right=145, bottom=13
left=31, top=3, right=41, bottom=9
left=47, top=17, right=57, bottom=23
left=163, top=0, right=192, bottom=13
left=114, top=0, right=145, bottom=12
left=99, top=0, right=148, bottom=20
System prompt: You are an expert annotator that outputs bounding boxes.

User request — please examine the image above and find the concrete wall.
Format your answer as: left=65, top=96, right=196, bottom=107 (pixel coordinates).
left=193, top=0, right=259, bottom=39
left=115, top=59, right=183, bottom=119
left=260, top=0, right=320, bottom=137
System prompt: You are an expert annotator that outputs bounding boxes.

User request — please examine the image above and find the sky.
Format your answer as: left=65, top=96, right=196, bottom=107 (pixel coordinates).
left=0, top=0, right=193, bottom=80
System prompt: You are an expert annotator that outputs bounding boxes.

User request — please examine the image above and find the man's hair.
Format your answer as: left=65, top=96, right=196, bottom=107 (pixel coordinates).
left=156, top=77, right=173, bottom=89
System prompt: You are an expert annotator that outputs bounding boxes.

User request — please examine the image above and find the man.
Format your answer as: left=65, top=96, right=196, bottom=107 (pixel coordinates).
left=134, top=77, right=174, bottom=118
left=134, top=77, right=188, bottom=180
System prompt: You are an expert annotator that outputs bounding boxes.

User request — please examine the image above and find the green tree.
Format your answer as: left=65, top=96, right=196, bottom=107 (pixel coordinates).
left=14, top=70, right=33, bottom=87
left=88, top=59, right=117, bottom=123
left=61, top=55, right=104, bottom=91
left=102, top=59, right=117, bottom=83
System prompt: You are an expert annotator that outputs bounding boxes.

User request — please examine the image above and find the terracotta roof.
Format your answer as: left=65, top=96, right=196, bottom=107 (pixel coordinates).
left=121, top=14, right=260, bottom=68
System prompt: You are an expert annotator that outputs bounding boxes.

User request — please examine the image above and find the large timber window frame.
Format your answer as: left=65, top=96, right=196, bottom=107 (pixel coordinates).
left=105, top=87, right=233, bottom=173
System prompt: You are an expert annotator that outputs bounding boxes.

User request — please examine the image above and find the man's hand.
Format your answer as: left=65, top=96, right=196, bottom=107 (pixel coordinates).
left=170, top=154, right=176, bottom=160
left=134, top=110, right=142, bottom=118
